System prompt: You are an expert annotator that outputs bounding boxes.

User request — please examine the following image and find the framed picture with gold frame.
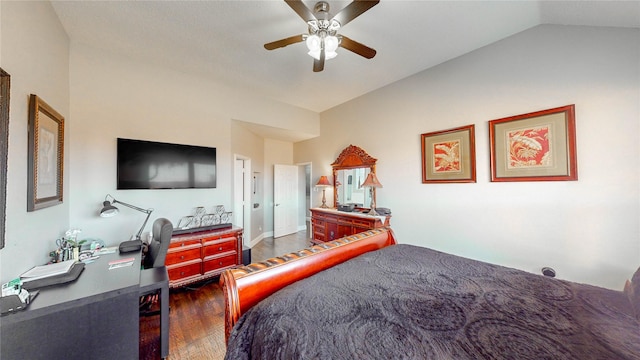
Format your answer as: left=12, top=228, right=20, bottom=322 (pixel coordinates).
left=489, top=104, right=577, bottom=182
left=0, top=68, right=9, bottom=248
left=28, top=94, right=65, bottom=211
left=421, top=124, right=476, bottom=183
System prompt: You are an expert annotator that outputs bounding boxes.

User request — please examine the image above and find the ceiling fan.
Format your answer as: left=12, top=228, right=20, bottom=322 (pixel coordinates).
left=265, top=0, right=380, bottom=72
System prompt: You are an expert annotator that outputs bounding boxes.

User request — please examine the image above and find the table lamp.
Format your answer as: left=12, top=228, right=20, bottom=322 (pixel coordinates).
left=316, top=176, right=331, bottom=208
left=360, top=172, right=383, bottom=216
left=100, top=194, right=153, bottom=240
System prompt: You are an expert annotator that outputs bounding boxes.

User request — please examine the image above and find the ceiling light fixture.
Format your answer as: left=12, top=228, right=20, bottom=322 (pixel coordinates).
left=264, top=0, right=379, bottom=72
left=305, top=8, right=341, bottom=62
left=306, top=33, right=339, bottom=61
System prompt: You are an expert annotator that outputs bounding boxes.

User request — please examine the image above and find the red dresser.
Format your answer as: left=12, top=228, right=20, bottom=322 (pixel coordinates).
left=310, top=208, right=390, bottom=244
left=166, top=226, right=243, bottom=288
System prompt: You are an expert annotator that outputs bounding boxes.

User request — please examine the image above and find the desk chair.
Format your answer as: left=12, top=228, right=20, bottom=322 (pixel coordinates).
left=144, top=217, right=172, bottom=269
left=139, top=217, right=172, bottom=358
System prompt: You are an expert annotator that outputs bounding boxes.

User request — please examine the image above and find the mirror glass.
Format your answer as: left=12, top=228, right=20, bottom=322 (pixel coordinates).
left=335, top=168, right=371, bottom=207
left=331, top=145, right=377, bottom=210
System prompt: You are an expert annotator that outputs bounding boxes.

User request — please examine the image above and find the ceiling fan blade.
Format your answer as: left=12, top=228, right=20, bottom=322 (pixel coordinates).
left=264, top=34, right=305, bottom=50
left=340, top=35, right=376, bottom=59
left=313, top=50, right=325, bottom=72
left=284, top=0, right=317, bottom=22
left=332, top=0, right=380, bottom=27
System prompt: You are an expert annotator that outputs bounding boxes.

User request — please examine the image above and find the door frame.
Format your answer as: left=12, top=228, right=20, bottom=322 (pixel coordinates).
left=233, top=154, right=251, bottom=247
left=297, top=162, right=312, bottom=235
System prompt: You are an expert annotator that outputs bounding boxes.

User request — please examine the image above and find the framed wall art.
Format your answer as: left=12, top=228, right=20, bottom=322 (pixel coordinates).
left=0, top=68, right=10, bottom=248
left=28, top=94, right=65, bottom=211
left=489, top=104, right=577, bottom=182
left=421, top=124, right=476, bottom=183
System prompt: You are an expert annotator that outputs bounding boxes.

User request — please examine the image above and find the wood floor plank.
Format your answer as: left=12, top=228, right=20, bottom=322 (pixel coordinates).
left=140, top=230, right=311, bottom=359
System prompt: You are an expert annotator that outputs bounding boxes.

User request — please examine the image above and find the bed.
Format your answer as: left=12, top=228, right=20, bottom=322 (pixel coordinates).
left=220, top=228, right=640, bottom=359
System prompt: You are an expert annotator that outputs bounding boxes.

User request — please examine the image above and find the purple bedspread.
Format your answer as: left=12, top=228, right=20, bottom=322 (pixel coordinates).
left=225, top=244, right=640, bottom=359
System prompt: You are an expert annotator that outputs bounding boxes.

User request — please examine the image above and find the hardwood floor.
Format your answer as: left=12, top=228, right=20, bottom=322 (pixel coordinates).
left=140, top=230, right=312, bottom=360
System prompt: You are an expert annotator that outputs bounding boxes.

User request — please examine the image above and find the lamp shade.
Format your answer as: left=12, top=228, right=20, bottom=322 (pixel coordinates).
left=316, top=175, right=331, bottom=187
left=324, top=35, right=339, bottom=52
left=100, top=201, right=119, bottom=217
left=360, top=172, right=383, bottom=188
left=306, top=34, right=321, bottom=52
left=306, top=34, right=338, bottom=61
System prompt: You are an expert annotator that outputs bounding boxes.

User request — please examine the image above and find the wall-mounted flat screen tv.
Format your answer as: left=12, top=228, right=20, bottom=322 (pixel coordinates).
left=117, top=138, right=216, bottom=189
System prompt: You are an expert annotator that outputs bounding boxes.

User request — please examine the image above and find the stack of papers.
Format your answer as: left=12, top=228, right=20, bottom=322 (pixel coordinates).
left=108, top=257, right=135, bottom=270
left=20, top=260, right=77, bottom=282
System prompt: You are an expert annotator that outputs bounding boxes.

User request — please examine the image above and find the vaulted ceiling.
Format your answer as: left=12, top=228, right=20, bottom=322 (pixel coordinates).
left=51, top=1, right=639, bottom=114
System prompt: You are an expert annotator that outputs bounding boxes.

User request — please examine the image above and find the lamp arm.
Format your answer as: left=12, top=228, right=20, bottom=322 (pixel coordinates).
left=135, top=210, right=153, bottom=240
left=112, top=199, right=153, bottom=240
left=112, top=199, right=152, bottom=214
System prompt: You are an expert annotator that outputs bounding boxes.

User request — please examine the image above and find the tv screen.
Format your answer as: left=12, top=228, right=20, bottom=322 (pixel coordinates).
left=117, top=138, right=216, bottom=189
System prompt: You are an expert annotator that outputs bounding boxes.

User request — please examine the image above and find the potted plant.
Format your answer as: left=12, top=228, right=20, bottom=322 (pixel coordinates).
left=64, top=228, right=86, bottom=260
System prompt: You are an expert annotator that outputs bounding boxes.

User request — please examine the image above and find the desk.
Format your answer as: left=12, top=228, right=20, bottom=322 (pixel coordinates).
left=0, top=252, right=141, bottom=359
left=140, top=266, right=170, bottom=359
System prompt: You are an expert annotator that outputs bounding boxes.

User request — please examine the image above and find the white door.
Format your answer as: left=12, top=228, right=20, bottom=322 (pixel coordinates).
left=273, top=164, right=298, bottom=238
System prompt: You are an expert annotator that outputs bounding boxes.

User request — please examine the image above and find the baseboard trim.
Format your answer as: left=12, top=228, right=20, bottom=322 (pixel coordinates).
left=249, top=232, right=265, bottom=247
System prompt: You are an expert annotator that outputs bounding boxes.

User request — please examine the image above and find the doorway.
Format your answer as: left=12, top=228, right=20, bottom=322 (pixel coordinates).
left=233, top=155, right=251, bottom=246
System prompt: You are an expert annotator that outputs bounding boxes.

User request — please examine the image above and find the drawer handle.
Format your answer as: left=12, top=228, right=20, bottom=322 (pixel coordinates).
left=219, top=261, right=223, bottom=265
left=180, top=255, right=185, bottom=260
left=180, top=271, right=185, bottom=276
left=180, top=243, right=185, bottom=247
left=218, top=247, right=223, bottom=251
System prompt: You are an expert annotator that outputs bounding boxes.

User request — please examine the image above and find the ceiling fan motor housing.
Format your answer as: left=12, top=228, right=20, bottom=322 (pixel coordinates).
left=314, top=1, right=331, bottom=20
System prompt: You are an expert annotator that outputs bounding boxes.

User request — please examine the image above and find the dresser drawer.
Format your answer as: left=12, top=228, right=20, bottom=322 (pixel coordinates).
left=166, top=247, right=201, bottom=265
left=202, top=233, right=237, bottom=242
left=203, top=253, right=238, bottom=274
left=167, top=260, right=202, bottom=281
left=203, top=238, right=237, bottom=257
left=169, top=239, right=201, bottom=249
left=351, top=218, right=373, bottom=227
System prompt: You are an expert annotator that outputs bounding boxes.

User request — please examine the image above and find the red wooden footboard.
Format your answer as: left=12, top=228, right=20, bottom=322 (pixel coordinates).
left=220, top=227, right=397, bottom=343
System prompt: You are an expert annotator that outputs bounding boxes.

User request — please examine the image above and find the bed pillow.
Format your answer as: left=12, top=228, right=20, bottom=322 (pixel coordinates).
left=624, top=266, right=640, bottom=319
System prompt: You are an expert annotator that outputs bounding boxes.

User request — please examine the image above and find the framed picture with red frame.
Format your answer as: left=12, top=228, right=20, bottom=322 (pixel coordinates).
left=421, top=124, right=476, bottom=183
left=489, top=105, right=577, bottom=182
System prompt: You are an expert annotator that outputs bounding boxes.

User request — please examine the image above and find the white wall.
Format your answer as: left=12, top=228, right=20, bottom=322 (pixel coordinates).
left=231, top=120, right=265, bottom=244
left=67, top=43, right=318, bottom=245
left=296, top=25, right=640, bottom=290
left=0, top=0, right=320, bottom=284
left=1, top=1, right=70, bottom=281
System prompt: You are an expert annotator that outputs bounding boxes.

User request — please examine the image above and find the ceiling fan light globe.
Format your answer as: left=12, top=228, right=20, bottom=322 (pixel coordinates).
left=308, top=50, right=321, bottom=61
left=324, top=35, right=339, bottom=52
left=306, top=34, right=321, bottom=52
left=325, top=51, right=338, bottom=60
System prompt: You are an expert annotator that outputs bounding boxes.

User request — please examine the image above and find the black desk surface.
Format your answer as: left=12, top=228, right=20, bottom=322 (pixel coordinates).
left=1, top=251, right=143, bottom=359
left=1, top=250, right=141, bottom=324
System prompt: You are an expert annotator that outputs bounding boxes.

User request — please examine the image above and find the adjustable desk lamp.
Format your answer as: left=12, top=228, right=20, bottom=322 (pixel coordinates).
left=100, top=194, right=153, bottom=240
